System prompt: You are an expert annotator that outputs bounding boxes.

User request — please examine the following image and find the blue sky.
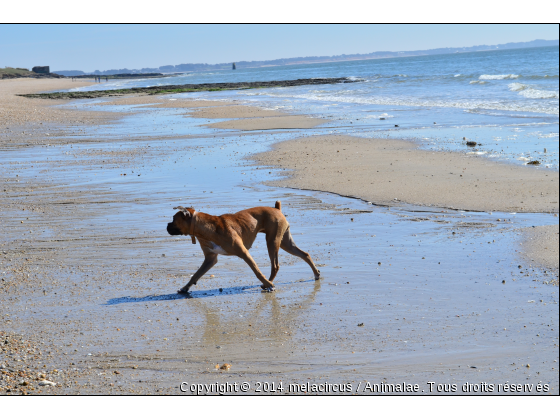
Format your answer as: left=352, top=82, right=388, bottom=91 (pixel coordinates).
left=0, top=24, right=558, bottom=72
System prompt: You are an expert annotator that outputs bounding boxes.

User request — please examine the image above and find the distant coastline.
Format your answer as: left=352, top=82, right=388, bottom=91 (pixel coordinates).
left=54, top=39, right=558, bottom=76
left=70, top=72, right=178, bottom=80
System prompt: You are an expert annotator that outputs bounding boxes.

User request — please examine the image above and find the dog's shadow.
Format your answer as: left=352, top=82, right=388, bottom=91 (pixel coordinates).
left=104, top=279, right=315, bottom=305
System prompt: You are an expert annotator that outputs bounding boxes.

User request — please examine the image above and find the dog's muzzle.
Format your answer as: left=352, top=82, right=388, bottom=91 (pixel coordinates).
left=167, top=223, right=181, bottom=236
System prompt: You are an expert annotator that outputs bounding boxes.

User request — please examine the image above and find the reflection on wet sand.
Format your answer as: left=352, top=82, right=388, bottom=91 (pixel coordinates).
left=194, top=279, right=321, bottom=358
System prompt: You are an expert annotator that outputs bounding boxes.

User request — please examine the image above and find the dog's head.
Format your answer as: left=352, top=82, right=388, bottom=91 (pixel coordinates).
left=167, top=206, right=195, bottom=236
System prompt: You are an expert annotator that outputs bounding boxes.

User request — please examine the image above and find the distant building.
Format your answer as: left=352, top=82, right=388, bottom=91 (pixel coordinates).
left=232, top=62, right=236, bottom=70
left=32, top=66, right=50, bottom=74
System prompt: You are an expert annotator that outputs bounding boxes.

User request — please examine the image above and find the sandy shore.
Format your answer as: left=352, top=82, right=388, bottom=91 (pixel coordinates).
left=520, top=224, right=559, bottom=274
left=0, top=79, right=117, bottom=148
left=0, top=79, right=106, bottom=125
left=1, top=83, right=558, bottom=395
left=252, top=135, right=559, bottom=214
left=98, top=96, right=329, bottom=130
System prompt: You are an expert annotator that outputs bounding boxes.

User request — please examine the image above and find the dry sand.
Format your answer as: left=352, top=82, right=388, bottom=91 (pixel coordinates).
left=252, top=135, right=559, bottom=214
left=0, top=79, right=119, bottom=148
left=0, top=78, right=106, bottom=126
left=520, top=224, right=559, bottom=273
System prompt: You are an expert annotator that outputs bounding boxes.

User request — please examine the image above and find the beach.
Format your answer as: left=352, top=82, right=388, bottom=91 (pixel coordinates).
left=520, top=224, right=559, bottom=272
left=1, top=77, right=558, bottom=395
left=0, top=79, right=119, bottom=148
left=253, top=135, right=559, bottom=214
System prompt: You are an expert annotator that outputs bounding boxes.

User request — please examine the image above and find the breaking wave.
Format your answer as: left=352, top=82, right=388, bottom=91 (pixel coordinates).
left=479, top=74, right=519, bottom=80
left=519, top=88, right=559, bottom=99
left=244, top=90, right=559, bottom=115
left=508, top=82, right=528, bottom=91
left=508, top=82, right=559, bottom=98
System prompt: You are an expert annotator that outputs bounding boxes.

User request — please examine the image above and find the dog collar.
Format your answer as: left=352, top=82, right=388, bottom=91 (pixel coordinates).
left=189, top=210, right=197, bottom=244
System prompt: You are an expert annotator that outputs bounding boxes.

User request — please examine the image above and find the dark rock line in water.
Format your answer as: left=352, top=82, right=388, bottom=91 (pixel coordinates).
left=19, top=77, right=358, bottom=99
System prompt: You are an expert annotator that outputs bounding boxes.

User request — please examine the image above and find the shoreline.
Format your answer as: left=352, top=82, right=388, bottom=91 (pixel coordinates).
left=251, top=135, right=559, bottom=214
left=1, top=79, right=558, bottom=395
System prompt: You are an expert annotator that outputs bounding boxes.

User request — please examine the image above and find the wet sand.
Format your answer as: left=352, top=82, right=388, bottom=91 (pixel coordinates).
left=96, top=95, right=328, bottom=130
left=98, top=96, right=238, bottom=108
left=1, top=84, right=558, bottom=395
left=206, top=115, right=328, bottom=131
left=253, top=135, right=559, bottom=214
left=189, top=103, right=328, bottom=131
left=520, top=225, right=559, bottom=274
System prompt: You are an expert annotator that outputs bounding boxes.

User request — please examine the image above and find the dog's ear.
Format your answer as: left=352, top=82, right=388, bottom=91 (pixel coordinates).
left=173, top=206, right=194, bottom=218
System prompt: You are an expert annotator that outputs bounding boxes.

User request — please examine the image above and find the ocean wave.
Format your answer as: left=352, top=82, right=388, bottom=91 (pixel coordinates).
left=522, top=74, right=559, bottom=80
left=363, top=113, right=394, bottom=119
left=479, top=74, right=519, bottom=80
left=469, top=80, right=487, bottom=84
left=508, top=82, right=528, bottom=91
left=507, top=82, right=558, bottom=98
left=243, top=90, right=559, bottom=115
left=526, top=131, right=559, bottom=138
left=518, top=88, right=559, bottom=99
left=346, top=76, right=367, bottom=82
left=454, top=74, right=461, bottom=77
left=463, top=109, right=545, bottom=118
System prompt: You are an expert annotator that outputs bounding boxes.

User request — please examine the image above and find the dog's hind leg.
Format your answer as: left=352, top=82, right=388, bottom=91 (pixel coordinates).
left=266, top=231, right=283, bottom=283
left=280, top=227, right=321, bottom=280
left=178, top=253, right=218, bottom=294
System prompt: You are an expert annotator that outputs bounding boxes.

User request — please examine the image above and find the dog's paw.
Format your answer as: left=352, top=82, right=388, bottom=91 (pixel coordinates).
left=314, top=271, right=321, bottom=280
left=261, top=285, right=276, bottom=292
left=177, top=288, right=191, bottom=295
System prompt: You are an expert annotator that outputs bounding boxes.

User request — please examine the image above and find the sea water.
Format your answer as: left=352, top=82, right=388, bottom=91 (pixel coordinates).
left=71, top=46, right=559, bottom=168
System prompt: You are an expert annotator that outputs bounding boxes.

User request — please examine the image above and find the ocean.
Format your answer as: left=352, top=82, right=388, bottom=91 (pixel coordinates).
left=72, top=46, right=559, bottom=168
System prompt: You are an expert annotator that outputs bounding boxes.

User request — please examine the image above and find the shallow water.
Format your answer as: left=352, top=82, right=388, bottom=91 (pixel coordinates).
left=2, top=98, right=558, bottom=392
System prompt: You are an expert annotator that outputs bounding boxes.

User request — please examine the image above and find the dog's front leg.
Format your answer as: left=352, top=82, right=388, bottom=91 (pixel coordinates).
left=178, top=253, right=218, bottom=294
left=243, top=255, right=275, bottom=291
left=235, top=246, right=275, bottom=291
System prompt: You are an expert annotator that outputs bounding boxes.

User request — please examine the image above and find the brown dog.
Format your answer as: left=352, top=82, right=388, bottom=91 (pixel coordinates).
left=167, top=201, right=321, bottom=294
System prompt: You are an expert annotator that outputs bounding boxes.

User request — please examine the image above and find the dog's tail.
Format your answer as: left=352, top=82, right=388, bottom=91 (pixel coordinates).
left=275, top=200, right=282, bottom=211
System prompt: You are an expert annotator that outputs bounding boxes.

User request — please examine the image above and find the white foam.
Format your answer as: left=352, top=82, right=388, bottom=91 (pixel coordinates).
left=469, top=80, right=487, bottom=84
left=508, top=82, right=528, bottom=92
left=347, top=76, right=366, bottom=82
left=243, top=88, right=559, bottom=115
left=519, top=88, right=559, bottom=99
left=479, top=74, right=519, bottom=80
left=364, top=113, right=394, bottom=119
left=507, top=82, right=558, bottom=98
left=454, top=74, right=461, bottom=77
